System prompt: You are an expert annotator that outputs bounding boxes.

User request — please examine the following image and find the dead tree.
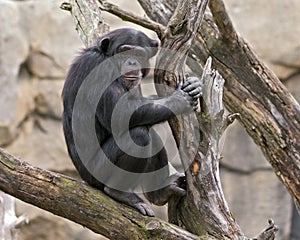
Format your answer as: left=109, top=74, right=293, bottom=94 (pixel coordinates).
left=137, top=0, right=300, bottom=212
left=0, top=192, right=27, bottom=240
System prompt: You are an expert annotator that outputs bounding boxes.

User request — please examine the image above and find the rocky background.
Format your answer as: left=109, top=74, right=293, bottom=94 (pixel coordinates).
left=0, top=0, right=299, bottom=239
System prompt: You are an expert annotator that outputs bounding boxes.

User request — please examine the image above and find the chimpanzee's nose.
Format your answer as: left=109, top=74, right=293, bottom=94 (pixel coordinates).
left=128, top=60, right=137, bottom=65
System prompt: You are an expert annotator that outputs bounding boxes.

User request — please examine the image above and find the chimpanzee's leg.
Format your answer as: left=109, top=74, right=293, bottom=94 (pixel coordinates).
left=101, top=127, right=155, bottom=216
left=101, top=127, right=185, bottom=215
left=142, top=130, right=186, bottom=205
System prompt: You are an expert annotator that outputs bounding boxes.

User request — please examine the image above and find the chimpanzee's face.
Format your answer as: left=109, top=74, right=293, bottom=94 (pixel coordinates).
left=117, top=45, right=148, bottom=89
left=97, top=28, right=159, bottom=89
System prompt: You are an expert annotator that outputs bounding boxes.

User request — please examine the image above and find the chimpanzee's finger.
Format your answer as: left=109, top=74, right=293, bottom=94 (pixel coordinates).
left=193, top=93, right=202, bottom=99
left=184, top=74, right=199, bottom=85
left=193, top=101, right=199, bottom=110
left=177, top=81, right=183, bottom=90
left=182, top=82, right=202, bottom=92
left=181, top=81, right=191, bottom=90
left=189, top=87, right=202, bottom=98
left=182, top=77, right=199, bottom=89
left=187, top=76, right=199, bottom=83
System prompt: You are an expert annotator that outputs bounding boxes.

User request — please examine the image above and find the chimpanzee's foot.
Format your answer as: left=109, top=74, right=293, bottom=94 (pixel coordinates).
left=104, top=186, right=155, bottom=216
left=144, top=172, right=186, bottom=206
left=167, top=172, right=186, bottom=195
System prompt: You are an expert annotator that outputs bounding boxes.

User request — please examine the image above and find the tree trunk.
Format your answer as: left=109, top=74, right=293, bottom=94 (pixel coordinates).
left=138, top=0, right=300, bottom=215
left=151, top=0, right=245, bottom=237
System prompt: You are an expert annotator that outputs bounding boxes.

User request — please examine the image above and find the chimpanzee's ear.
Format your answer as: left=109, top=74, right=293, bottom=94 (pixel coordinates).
left=99, top=37, right=110, bottom=53
left=151, top=39, right=159, bottom=48
left=149, top=39, right=159, bottom=57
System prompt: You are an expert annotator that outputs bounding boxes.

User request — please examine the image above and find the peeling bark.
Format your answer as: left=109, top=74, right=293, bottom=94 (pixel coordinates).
left=138, top=0, right=300, bottom=215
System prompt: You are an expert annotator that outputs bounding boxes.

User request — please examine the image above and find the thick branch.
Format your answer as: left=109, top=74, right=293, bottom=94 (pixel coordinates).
left=207, top=0, right=236, bottom=41
left=61, top=0, right=109, bottom=47
left=203, top=1, right=300, bottom=212
left=138, top=0, right=300, bottom=214
left=98, top=0, right=164, bottom=37
left=0, top=146, right=278, bottom=240
left=0, top=148, right=203, bottom=240
left=151, top=0, right=247, bottom=238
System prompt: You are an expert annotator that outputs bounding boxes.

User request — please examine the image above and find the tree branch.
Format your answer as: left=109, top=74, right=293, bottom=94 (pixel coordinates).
left=208, top=0, right=236, bottom=41
left=138, top=0, right=300, bottom=214
left=0, top=142, right=278, bottom=240
left=203, top=2, right=300, bottom=212
left=98, top=0, right=165, bottom=37
left=0, top=148, right=202, bottom=240
left=149, top=0, right=251, bottom=238
left=61, top=0, right=109, bottom=47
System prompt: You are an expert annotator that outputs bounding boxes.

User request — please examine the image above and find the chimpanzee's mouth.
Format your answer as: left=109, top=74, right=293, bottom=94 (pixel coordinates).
left=123, top=70, right=142, bottom=81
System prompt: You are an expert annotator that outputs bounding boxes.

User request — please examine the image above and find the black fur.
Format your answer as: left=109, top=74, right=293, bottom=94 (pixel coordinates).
left=62, top=28, right=202, bottom=216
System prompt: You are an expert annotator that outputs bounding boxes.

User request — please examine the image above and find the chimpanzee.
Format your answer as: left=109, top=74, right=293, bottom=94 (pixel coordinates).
left=62, top=28, right=202, bottom=216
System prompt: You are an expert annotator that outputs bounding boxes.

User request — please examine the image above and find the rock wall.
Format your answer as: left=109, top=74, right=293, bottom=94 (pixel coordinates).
left=0, top=0, right=299, bottom=239
left=224, top=0, right=300, bottom=80
left=0, top=0, right=105, bottom=239
left=222, top=1, right=300, bottom=239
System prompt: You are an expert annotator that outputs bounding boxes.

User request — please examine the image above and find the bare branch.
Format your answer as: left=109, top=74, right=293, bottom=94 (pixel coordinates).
left=0, top=148, right=204, bottom=240
left=0, top=192, right=28, bottom=240
left=138, top=0, right=300, bottom=214
left=203, top=4, right=300, bottom=213
left=98, top=0, right=165, bottom=37
left=208, top=0, right=237, bottom=41
left=60, top=0, right=109, bottom=46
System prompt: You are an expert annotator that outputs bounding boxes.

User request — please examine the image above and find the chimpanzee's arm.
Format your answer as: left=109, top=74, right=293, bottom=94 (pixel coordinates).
left=97, top=77, right=202, bottom=131
left=128, top=77, right=202, bottom=127
left=128, top=89, right=195, bottom=128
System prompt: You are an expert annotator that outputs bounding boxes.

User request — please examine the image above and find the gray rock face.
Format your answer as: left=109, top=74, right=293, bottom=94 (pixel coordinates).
left=0, top=0, right=29, bottom=146
left=221, top=1, right=300, bottom=238
left=0, top=0, right=83, bottom=146
left=224, top=0, right=300, bottom=79
left=0, top=0, right=102, bottom=239
left=221, top=122, right=293, bottom=239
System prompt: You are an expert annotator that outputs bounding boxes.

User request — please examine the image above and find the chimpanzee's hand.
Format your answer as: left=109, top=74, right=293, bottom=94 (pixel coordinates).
left=174, top=83, right=195, bottom=111
left=182, top=76, right=203, bottom=98
left=181, top=76, right=203, bottom=110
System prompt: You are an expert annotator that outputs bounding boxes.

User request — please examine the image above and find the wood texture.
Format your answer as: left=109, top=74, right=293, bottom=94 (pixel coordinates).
left=138, top=0, right=300, bottom=215
left=0, top=148, right=202, bottom=240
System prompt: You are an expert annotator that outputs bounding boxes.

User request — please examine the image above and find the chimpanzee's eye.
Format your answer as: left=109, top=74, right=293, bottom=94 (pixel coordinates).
left=117, top=45, right=133, bottom=53
left=117, top=45, right=147, bottom=60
